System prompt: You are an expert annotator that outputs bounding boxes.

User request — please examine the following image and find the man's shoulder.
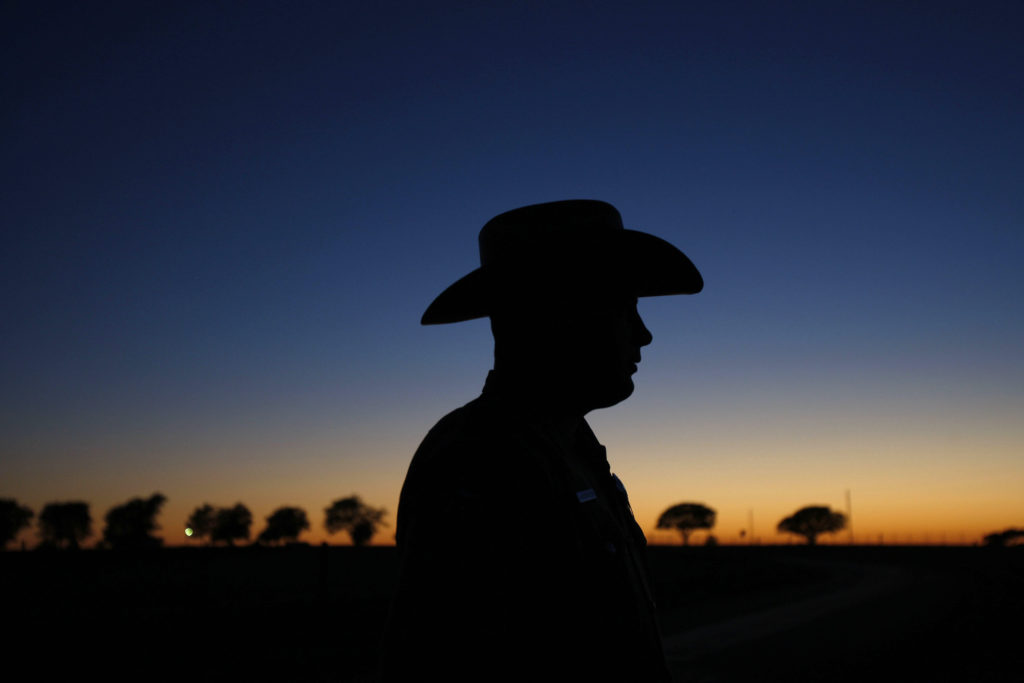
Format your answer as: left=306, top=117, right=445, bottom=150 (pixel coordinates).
left=396, top=396, right=577, bottom=550
left=405, top=395, right=563, bottom=495
left=421, top=394, right=507, bottom=444
left=412, top=396, right=521, bottom=470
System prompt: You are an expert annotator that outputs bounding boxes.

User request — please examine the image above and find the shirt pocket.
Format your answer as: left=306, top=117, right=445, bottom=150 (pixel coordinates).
left=571, top=489, right=630, bottom=560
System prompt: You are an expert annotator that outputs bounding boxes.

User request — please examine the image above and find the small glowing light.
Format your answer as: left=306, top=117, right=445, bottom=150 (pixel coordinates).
left=185, top=527, right=194, bottom=537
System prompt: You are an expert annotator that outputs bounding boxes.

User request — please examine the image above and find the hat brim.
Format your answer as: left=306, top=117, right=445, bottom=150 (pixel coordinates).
left=421, top=229, right=702, bottom=325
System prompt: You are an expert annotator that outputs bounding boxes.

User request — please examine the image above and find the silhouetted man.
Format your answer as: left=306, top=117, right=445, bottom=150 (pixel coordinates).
left=382, top=200, right=702, bottom=681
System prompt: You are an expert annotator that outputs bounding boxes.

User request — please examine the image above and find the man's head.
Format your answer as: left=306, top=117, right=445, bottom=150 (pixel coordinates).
left=421, top=199, right=702, bottom=412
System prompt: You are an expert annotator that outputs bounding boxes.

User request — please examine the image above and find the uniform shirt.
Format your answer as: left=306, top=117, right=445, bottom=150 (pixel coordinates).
left=381, top=371, right=670, bottom=682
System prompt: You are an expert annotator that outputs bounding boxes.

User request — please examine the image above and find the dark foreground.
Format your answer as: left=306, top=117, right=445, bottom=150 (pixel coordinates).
left=4, top=545, right=1021, bottom=681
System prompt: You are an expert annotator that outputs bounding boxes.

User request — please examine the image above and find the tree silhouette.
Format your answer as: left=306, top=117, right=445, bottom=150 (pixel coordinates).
left=102, top=493, right=167, bottom=550
left=210, top=503, right=252, bottom=546
left=38, top=501, right=92, bottom=549
left=350, top=520, right=375, bottom=546
left=186, top=504, right=216, bottom=544
left=256, top=506, right=310, bottom=545
left=0, top=498, right=34, bottom=549
left=324, top=495, right=386, bottom=546
left=777, top=505, right=847, bottom=545
left=983, top=527, right=1024, bottom=547
left=657, top=502, right=716, bottom=546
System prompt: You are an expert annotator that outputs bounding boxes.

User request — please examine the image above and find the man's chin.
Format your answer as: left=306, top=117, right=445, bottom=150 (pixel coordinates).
left=586, top=379, right=635, bottom=412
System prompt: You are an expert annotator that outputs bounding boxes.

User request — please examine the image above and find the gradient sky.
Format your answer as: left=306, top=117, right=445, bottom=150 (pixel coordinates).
left=3, top=1, right=1022, bottom=547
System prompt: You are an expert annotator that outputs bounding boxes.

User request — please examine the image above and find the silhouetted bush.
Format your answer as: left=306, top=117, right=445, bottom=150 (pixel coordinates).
left=0, top=498, right=33, bottom=549
left=38, top=501, right=92, bottom=549
left=657, top=502, right=716, bottom=546
left=983, top=527, right=1024, bottom=547
left=777, top=505, right=846, bottom=545
left=186, top=503, right=215, bottom=544
left=211, top=503, right=252, bottom=545
left=102, top=493, right=166, bottom=550
left=325, top=495, right=386, bottom=546
left=256, top=506, right=310, bottom=545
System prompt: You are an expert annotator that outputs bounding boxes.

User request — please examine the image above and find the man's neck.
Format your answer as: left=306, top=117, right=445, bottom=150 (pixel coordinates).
left=482, top=367, right=589, bottom=422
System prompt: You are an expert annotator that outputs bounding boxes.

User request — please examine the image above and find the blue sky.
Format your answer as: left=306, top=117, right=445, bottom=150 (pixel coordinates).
left=3, top=1, right=1022, bottom=545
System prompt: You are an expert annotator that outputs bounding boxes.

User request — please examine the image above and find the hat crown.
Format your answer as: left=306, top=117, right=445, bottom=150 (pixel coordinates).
left=479, top=200, right=624, bottom=267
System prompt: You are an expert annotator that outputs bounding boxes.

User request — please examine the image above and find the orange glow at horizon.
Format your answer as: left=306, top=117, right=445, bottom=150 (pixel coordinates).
left=8, top=446, right=1020, bottom=551
left=6, top=381, right=1022, bottom=551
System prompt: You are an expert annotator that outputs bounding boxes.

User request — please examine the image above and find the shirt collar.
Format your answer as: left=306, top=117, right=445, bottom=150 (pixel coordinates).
left=481, top=369, right=608, bottom=468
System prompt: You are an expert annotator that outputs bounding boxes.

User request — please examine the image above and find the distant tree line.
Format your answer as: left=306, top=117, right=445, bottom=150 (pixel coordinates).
left=5, top=494, right=1020, bottom=550
left=655, top=501, right=851, bottom=546
left=0, top=494, right=387, bottom=550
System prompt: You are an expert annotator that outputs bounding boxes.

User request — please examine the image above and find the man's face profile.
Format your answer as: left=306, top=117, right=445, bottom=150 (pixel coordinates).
left=495, top=291, right=653, bottom=414
left=560, top=294, right=653, bottom=412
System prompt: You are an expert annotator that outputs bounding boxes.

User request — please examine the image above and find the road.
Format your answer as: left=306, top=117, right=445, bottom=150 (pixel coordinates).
left=661, top=550, right=1022, bottom=682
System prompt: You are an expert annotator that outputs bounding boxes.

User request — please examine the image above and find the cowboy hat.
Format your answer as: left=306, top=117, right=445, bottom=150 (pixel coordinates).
left=421, top=199, right=702, bottom=325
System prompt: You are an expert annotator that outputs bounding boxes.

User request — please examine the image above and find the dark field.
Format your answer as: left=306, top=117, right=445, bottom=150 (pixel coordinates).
left=4, top=545, right=1021, bottom=681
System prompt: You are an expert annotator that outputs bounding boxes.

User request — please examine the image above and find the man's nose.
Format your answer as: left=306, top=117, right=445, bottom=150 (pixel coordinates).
left=633, top=311, right=653, bottom=347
